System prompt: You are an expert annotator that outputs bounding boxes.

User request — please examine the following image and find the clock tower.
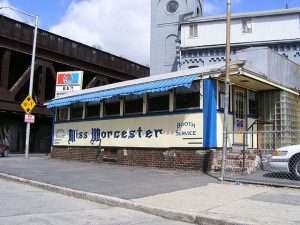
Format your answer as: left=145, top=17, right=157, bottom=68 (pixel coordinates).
left=150, top=0, right=203, bottom=75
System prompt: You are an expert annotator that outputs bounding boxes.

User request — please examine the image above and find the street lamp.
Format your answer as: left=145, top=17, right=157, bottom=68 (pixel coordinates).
left=0, top=6, right=39, bottom=159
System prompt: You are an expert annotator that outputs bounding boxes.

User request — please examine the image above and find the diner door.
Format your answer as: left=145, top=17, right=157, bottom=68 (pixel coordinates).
left=233, top=87, right=247, bottom=144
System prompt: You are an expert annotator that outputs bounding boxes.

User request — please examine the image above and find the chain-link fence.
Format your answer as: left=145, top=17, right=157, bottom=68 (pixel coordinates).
left=216, top=130, right=300, bottom=187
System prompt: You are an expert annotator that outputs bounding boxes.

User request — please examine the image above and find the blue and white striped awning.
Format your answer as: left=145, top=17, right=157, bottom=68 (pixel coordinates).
left=47, top=75, right=198, bottom=109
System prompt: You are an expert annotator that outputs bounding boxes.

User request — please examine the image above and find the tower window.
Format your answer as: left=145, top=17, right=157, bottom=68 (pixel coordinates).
left=189, top=24, right=198, bottom=38
left=166, top=0, right=179, bottom=13
left=242, top=18, right=252, bottom=33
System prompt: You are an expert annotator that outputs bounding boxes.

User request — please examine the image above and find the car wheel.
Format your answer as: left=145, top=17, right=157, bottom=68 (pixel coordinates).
left=291, top=156, right=300, bottom=180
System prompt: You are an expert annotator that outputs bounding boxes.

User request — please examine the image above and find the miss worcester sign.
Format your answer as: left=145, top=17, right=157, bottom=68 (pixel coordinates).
left=53, top=113, right=203, bottom=148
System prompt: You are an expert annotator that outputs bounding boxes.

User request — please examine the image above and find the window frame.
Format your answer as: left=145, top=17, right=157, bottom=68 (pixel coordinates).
left=103, top=98, right=121, bottom=117
left=218, top=81, right=232, bottom=112
left=242, top=18, right=252, bottom=33
left=70, top=104, right=84, bottom=120
left=174, top=80, right=201, bottom=111
left=124, top=95, right=143, bottom=116
left=189, top=24, right=198, bottom=38
left=218, top=81, right=225, bottom=111
left=147, top=92, right=170, bottom=113
left=56, top=107, right=69, bottom=122
left=248, top=90, right=258, bottom=117
left=85, top=102, right=100, bottom=119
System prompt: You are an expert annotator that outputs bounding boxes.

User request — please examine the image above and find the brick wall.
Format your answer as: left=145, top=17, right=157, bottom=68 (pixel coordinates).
left=51, top=147, right=214, bottom=171
left=51, top=147, right=259, bottom=173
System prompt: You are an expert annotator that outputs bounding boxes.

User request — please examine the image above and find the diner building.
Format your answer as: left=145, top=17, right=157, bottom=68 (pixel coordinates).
left=47, top=48, right=300, bottom=171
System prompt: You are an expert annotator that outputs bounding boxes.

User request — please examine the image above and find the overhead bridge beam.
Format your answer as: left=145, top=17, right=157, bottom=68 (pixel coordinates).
left=0, top=37, right=140, bottom=82
left=0, top=49, right=11, bottom=89
left=0, top=101, right=52, bottom=116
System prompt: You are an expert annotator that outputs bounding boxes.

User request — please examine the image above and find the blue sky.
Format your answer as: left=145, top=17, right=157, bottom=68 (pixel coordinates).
left=7, top=0, right=73, bottom=29
left=5, top=0, right=300, bottom=29
left=203, top=0, right=300, bottom=17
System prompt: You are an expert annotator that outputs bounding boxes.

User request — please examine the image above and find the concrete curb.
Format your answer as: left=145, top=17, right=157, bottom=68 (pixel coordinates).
left=0, top=172, right=249, bottom=225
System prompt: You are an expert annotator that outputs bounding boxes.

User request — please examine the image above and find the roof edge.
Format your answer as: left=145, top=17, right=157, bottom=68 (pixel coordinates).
left=183, top=7, right=300, bottom=24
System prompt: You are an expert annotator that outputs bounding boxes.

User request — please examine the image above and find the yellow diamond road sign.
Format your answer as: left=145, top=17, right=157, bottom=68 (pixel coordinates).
left=21, top=96, right=36, bottom=114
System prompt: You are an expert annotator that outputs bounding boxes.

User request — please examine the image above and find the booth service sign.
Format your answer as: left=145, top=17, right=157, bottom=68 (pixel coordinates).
left=55, top=71, right=83, bottom=97
left=54, top=113, right=203, bottom=148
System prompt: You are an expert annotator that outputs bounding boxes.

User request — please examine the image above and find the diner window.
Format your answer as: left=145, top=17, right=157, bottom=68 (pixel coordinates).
left=218, top=81, right=232, bottom=112
left=70, top=104, right=83, bottom=120
left=219, top=82, right=225, bottom=110
left=148, top=92, right=169, bottom=113
left=175, top=81, right=200, bottom=110
left=104, top=98, right=120, bottom=117
left=124, top=95, right=143, bottom=115
left=86, top=102, right=100, bottom=118
left=57, top=107, right=69, bottom=121
left=248, top=91, right=257, bottom=117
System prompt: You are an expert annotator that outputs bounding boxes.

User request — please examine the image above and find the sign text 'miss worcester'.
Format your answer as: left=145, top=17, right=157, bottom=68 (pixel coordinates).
left=68, top=127, right=164, bottom=144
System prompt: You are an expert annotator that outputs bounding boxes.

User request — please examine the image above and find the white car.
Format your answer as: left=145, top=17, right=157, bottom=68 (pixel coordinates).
left=269, top=145, right=300, bottom=180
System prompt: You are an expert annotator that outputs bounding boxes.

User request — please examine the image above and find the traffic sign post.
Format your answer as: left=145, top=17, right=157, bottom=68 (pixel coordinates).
left=21, top=95, right=36, bottom=114
left=21, top=95, right=37, bottom=159
left=24, top=114, right=35, bottom=124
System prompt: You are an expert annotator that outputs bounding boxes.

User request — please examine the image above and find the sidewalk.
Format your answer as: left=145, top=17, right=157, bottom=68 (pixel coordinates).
left=1, top=156, right=300, bottom=225
left=0, top=155, right=215, bottom=199
left=134, top=183, right=300, bottom=225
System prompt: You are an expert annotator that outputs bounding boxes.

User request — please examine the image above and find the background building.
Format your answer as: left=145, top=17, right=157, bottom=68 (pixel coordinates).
left=180, top=8, right=300, bottom=70
left=151, top=1, right=300, bottom=73
left=150, top=0, right=203, bottom=75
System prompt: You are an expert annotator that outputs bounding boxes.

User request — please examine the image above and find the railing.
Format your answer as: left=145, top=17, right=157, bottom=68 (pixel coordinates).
left=246, top=119, right=274, bottom=150
left=218, top=129, right=300, bottom=188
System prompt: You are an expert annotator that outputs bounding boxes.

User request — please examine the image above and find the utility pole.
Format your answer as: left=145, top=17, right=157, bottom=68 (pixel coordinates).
left=221, top=0, right=231, bottom=182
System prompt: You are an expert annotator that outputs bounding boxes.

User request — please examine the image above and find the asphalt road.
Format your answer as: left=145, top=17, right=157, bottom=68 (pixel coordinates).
left=0, top=156, right=215, bottom=199
left=0, top=179, right=192, bottom=225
